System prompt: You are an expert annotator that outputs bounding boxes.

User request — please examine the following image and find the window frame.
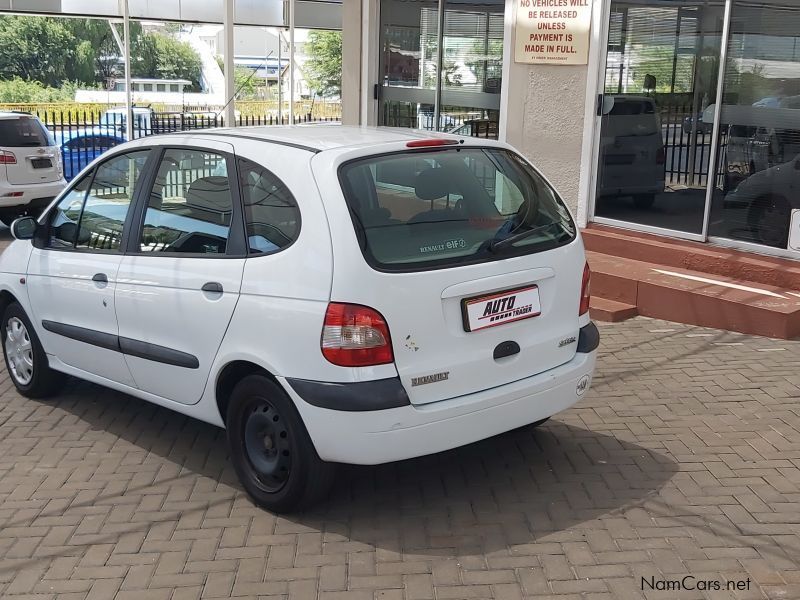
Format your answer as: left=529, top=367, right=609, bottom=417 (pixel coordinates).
left=37, top=147, right=158, bottom=255
left=236, top=156, right=303, bottom=257
left=123, top=146, right=248, bottom=259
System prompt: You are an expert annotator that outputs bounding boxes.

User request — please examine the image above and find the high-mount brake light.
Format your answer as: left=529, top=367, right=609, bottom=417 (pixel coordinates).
left=405, top=139, right=460, bottom=148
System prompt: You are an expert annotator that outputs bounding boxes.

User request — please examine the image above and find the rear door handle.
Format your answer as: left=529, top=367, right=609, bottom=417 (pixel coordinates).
left=92, top=273, right=108, bottom=283
left=201, top=282, right=223, bottom=293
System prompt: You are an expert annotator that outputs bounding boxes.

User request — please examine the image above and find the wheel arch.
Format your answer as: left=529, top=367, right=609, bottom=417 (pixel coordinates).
left=214, top=360, right=281, bottom=426
left=0, top=289, right=20, bottom=317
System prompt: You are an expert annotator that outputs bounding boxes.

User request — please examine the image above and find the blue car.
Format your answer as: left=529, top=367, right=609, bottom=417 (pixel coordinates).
left=59, top=132, right=126, bottom=181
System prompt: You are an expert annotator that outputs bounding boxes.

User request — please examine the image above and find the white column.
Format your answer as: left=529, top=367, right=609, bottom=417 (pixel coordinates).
left=341, top=0, right=362, bottom=126
left=121, top=0, right=133, bottom=140
left=360, top=0, right=379, bottom=126
left=224, top=0, right=237, bottom=127
left=289, top=0, right=296, bottom=125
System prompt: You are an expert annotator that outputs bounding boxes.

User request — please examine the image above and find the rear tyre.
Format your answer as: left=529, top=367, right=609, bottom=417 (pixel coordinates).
left=633, top=194, right=656, bottom=210
left=226, top=374, right=335, bottom=513
left=2, top=302, right=65, bottom=398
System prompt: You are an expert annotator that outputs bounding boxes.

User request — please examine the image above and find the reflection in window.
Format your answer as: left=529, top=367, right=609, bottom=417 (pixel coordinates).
left=238, top=159, right=301, bottom=254
left=708, top=1, right=800, bottom=250
left=139, top=149, right=233, bottom=254
left=48, top=176, right=92, bottom=249
left=76, top=152, right=149, bottom=251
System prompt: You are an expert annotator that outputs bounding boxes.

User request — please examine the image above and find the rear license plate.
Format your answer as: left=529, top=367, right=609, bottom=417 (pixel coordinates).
left=462, top=285, right=541, bottom=332
left=31, top=158, right=52, bottom=169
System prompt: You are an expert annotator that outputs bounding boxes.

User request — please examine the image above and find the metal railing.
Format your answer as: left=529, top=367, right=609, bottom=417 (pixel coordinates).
left=28, top=109, right=340, bottom=180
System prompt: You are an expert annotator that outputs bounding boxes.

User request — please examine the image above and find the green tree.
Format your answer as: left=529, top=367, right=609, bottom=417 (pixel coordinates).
left=0, top=16, right=202, bottom=94
left=0, top=16, right=76, bottom=87
left=303, top=31, right=342, bottom=98
left=0, top=78, right=76, bottom=102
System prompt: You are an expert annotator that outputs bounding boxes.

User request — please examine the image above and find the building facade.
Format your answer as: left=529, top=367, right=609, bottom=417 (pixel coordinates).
left=343, top=0, right=800, bottom=260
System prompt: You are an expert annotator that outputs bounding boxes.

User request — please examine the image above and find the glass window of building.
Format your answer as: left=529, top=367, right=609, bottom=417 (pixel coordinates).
left=708, top=0, right=800, bottom=251
left=593, top=1, right=725, bottom=235
left=379, top=0, right=504, bottom=138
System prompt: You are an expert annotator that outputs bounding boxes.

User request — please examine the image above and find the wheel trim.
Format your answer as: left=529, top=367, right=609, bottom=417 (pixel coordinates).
left=242, top=400, right=292, bottom=493
left=5, top=317, right=33, bottom=386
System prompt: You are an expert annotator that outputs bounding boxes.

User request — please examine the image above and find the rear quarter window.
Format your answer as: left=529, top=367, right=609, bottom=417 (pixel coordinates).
left=338, top=147, right=576, bottom=272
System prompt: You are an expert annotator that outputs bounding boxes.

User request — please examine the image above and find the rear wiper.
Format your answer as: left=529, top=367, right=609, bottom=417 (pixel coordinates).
left=489, top=220, right=563, bottom=252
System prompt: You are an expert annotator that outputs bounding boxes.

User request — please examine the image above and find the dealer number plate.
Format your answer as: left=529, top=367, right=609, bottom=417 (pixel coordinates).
left=462, top=285, right=541, bottom=332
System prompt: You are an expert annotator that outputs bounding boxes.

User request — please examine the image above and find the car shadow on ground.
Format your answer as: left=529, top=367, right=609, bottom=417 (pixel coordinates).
left=30, top=377, right=679, bottom=557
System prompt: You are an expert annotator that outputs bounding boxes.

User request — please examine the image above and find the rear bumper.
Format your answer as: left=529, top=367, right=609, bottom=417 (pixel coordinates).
left=0, top=179, right=64, bottom=209
left=285, top=324, right=598, bottom=464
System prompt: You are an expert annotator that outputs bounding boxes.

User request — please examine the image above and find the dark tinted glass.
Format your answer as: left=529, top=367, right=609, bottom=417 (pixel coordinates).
left=238, top=158, right=301, bottom=254
left=0, top=117, right=51, bottom=147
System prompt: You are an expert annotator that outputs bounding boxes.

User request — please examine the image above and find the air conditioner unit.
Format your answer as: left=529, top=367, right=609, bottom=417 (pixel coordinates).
left=790, top=209, right=800, bottom=253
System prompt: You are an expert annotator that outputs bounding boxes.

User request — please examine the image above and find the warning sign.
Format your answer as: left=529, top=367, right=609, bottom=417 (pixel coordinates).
left=514, top=0, right=592, bottom=65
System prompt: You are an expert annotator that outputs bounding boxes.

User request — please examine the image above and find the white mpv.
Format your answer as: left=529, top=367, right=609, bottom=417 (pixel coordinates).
left=0, top=127, right=598, bottom=512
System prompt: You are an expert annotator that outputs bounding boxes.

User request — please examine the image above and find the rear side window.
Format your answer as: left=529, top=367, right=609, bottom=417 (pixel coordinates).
left=339, top=147, right=575, bottom=271
left=238, top=158, right=300, bottom=254
left=0, top=117, right=51, bottom=147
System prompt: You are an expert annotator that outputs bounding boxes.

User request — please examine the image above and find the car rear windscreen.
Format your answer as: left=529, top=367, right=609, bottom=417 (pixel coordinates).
left=339, top=147, right=576, bottom=271
left=0, top=117, right=51, bottom=147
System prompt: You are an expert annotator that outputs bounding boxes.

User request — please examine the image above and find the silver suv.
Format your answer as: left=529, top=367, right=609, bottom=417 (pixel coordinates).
left=0, top=112, right=66, bottom=226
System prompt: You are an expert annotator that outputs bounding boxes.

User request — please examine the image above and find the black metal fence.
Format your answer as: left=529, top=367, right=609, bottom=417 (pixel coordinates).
left=657, top=102, right=727, bottom=188
left=29, top=109, right=340, bottom=180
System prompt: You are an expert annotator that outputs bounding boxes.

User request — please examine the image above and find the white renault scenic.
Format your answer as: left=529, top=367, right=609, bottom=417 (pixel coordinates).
left=0, top=126, right=598, bottom=512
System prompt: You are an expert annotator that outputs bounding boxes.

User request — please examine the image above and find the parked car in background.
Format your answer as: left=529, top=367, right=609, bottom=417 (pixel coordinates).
left=682, top=113, right=714, bottom=135
left=724, top=153, right=800, bottom=248
left=0, top=112, right=66, bottom=226
left=596, top=95, right=666, bottom=209
left=0, top=126, right=597, bottom=512
left=59, top=132, right=126, bottom=181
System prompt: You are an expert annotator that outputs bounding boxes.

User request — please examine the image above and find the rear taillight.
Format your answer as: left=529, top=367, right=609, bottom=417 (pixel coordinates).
left=321, top=302, right=394, bottom=367
left=0, top=150, right=16, bottom=164
left=580, top=262, right=591, bottom=315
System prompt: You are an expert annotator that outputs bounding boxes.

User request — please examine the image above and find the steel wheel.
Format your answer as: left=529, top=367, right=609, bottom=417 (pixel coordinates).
left=243, top=400, right=292, bottom=493
left=5, top=316, right=33, bottom=385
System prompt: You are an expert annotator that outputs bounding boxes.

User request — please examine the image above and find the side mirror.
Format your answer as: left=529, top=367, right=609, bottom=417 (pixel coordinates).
left=10, top=217, right=37, bottom=241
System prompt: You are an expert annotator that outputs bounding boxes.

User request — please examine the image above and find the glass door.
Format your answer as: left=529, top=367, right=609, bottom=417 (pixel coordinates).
left=592, top=0, right=725, bottom=237
left=379, top=0, right=504, bottom=137
left=707, top=0, right=800, bottom=254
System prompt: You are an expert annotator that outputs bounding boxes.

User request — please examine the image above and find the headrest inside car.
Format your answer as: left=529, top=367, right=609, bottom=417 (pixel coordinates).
left=414, top=168, right=451, bottom=201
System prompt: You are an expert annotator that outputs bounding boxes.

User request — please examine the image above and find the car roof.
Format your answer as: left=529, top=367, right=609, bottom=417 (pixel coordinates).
left=0, top=111, right=38, bottom=120
left=187, top=125, right=474, bottom=152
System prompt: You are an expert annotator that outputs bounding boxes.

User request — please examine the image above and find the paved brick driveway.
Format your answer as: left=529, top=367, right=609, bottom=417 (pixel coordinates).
left=0, top=247, right=798, bottom=598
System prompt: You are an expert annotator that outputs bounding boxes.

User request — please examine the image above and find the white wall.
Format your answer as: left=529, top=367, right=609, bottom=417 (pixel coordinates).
left=500, top=0, right=599, bottom=217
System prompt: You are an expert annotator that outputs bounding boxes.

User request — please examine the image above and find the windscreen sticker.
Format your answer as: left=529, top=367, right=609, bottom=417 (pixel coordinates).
left=419, top=239, right=467, bottom=254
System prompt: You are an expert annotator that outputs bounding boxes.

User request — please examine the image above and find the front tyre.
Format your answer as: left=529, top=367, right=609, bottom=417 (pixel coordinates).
left=2, top=302, right=64, bottom=398
left=226, top=374, right=335, bottom=513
